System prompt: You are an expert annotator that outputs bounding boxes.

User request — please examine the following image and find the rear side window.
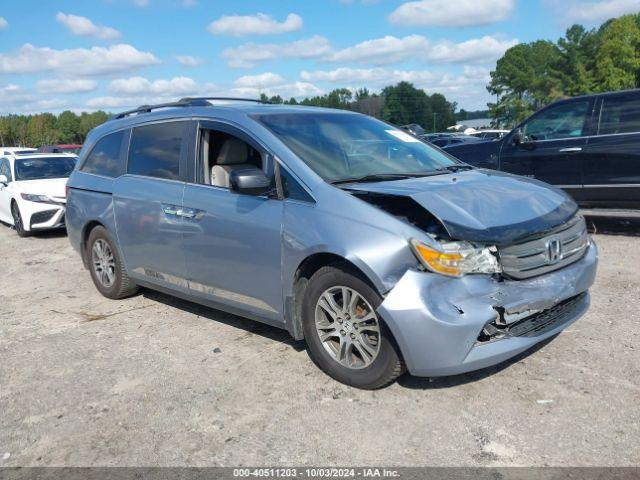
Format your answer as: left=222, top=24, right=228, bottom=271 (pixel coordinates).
left=128, top=122, right=185, bottom=180
left=81, top=130, right=125, bottom=177
left=599, top=95, right=640, bottom=135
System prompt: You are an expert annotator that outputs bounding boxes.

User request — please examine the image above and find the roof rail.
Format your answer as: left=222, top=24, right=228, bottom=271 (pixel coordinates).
left=111, top=100, right=191, bottom=120
left=178, top=97, right=271, bottom=105
left=110, top=97, right=271, bottom=121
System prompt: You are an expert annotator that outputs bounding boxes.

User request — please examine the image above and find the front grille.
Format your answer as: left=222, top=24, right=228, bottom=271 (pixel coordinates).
left=30, top=209, right=57, bottom=227
left=499, top=215, right=589, bottom=279
left=477, top=292, right=587, bottom=342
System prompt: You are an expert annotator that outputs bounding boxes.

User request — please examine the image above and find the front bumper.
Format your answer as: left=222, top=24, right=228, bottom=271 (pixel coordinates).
left=21, top=201, right=66, bottom=231
left=378, top=240, right=598, bottom=377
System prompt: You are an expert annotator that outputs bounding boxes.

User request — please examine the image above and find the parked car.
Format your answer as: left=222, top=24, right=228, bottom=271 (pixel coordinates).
left=1, top=147, right=36, bottom=156
left=66, top=98, right=597, bottom=389
left=445, top=89, right=640, bottom=212
left=400, top=123, right=426, bottom=136
left=0, top=153, right=76, bottom=236
left=431, top=135, right=485, bottom=148
left=469, top=129, right=509, bottom=140
left=37, top=144, right=83, bottom=155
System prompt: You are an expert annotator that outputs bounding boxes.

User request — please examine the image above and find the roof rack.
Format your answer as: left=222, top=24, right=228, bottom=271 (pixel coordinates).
left=110, top=97, right=270, bottom=120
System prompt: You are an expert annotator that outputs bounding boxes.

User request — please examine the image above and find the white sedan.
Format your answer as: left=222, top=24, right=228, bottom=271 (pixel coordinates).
left=0, top=153, right=77, bottom=236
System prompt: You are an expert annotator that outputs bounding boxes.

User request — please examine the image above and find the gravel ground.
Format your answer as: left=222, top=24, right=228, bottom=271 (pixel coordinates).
left=0, top=218, right=639, bottom=467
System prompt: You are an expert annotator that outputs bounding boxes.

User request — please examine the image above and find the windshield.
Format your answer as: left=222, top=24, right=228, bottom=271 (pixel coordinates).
left=14, top=157, right=76, bottom=181
left=255, top=113, right=459, bottom=182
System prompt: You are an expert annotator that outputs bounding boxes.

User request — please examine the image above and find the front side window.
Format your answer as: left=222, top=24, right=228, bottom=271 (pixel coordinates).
left=255, top=113, right=457, bottom=183
left=128, top=122, right=185, bottom=180
left=523, top=100, right=590, bottom=141
left=599, top=95, right=640, bottom=135
left=14, top=157, right=76, bottom=181
left=81, top=130, right=125, bottom=177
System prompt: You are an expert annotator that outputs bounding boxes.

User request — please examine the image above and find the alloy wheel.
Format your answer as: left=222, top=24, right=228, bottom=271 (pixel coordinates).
left=91, top=239, right=116, bottom=288
left=314, top=286, right=381, bottom=369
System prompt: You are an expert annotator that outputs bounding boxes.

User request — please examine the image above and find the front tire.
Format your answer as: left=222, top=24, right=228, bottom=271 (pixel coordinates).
left=11, top=202, right=29, bottom=237
left=302, top=266, right=404, bottom=389
left=87, top=226, right=138, bottom=299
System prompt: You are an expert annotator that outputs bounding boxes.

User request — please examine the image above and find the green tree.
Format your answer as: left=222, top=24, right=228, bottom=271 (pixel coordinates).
left=595, top=14, right=640, bottom=91
left=557, top=25, right=600, bottom=95
left=57, top=110, right=81, bottom=144
left=381, top=82, right=432, bottom=128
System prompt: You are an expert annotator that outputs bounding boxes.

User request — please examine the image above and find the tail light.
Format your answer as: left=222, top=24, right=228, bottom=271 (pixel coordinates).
left=65, top=185, right=70, bottom=198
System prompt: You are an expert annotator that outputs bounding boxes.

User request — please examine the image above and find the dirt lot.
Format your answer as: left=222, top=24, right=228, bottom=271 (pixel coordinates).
left=0, top=219, right=639, bottom=467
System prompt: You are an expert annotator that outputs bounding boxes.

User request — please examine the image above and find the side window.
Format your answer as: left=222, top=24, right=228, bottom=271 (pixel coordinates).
left=523, top=100, right=590, bottom=141
left=200, top=129, right=264, bottom=189
left=80, top=130, right=125, bottom=177
left=599, top=95, right=640, bottom=135
left=128, top=122, right=185, bottom=180
left=280, top=166, right=313, bottom=203
left=0, top=159, right=11, bottom=182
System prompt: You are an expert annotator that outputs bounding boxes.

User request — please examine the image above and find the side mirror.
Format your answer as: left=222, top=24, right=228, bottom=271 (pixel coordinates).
left=230, top=168, right=273, bottom=196
left=0, top=174, right=8, bottom=185
left=511, top=128, right=524, bottom=145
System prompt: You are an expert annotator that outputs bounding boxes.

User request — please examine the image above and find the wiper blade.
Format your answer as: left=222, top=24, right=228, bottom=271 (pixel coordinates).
left=331, top=172, right=443, bottom=185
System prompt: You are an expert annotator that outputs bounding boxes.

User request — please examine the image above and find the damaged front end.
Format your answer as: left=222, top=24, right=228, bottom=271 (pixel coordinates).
left=342, top=171, right=597, bottom=377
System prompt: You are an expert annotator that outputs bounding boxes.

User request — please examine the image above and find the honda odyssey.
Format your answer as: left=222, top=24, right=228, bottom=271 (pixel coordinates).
left=66, top=98, right=598, bottom=389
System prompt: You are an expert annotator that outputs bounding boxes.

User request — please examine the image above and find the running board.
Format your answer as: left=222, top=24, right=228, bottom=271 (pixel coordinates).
left=580, top=208, right=640, bottom=219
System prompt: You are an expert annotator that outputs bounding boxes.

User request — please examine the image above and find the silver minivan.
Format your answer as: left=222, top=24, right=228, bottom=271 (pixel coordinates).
left=66, top=98, right=597, bottom=389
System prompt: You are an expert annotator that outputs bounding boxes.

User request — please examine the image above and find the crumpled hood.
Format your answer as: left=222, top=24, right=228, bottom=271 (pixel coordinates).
left=345, top=169, right=578, bottom=245
left=16, top=178, right=68, bottom=200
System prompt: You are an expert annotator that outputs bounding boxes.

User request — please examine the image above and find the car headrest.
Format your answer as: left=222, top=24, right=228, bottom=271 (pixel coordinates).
left=216, top=138, right=249, bottom=165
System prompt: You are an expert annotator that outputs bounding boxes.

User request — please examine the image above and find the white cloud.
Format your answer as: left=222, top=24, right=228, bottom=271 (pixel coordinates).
left=233, top=81, right=324, bottom=99
left=426, top=36, right=518, bottom=63
left=389, top=0, right=514, bottom=27
left=330, top=35, right=429, bottom=64
left=566, top=0, right=640, bottom=23
left=222, top=36, right=332, bottom=68
left=176, top=55, right=202, bottom=67
left=207, top=13, right=303, bottom=36
left=0, top=83, right=67, bottom=114
left=108, top=76, right=200, bottom=96
left=0, top=17, right=8, bottom=29
left=234, top=72, right=287, bottom=88
left=56, top=12, right=121, bottom=41
left=0, top=44, right=160, bottom=76
left=329, top=35, right=517, bottom=65
left=36, top=78, right=98, bottom=93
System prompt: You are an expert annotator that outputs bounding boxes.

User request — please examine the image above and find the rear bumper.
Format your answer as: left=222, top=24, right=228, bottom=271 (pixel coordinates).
left=378, top=240, right=598, bottom=377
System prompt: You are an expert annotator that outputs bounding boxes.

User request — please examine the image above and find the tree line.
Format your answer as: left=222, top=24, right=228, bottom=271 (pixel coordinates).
left=260, top=82, right=458, bottom=133
left=0, top=111, right=108, bottom=148
left=489, top=13, right=640, bottom=126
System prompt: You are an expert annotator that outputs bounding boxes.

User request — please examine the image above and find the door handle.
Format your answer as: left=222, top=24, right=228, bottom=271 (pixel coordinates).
left=559, top=147, right=582, bottom=153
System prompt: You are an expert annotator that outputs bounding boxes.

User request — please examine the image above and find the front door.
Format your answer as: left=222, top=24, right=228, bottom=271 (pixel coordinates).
left=181, top=122, right=284, bottom=323
left=500, top=98, right=594, bottom=201
left=113, top=121, right=193, bottom=291
left=581, top=92, right=640, bottom=209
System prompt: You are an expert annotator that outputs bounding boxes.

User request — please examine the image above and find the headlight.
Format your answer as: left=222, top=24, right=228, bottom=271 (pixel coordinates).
left=410, top=239, right=501, bottom=277
left=21, top=193, right=52, bottom=203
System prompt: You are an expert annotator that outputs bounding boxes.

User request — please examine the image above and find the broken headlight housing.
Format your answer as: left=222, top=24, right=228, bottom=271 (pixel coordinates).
left=410, top=239, right=501, bottom=277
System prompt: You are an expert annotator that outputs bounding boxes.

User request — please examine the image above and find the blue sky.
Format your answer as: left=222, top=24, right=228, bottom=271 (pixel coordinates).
left=0, top=0, right=638, bottom=114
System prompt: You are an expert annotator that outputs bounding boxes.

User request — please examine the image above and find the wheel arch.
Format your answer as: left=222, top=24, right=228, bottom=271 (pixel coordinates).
left=80, top=220, right=106, bottom=268
left=284, top=252, right=384, bottom=341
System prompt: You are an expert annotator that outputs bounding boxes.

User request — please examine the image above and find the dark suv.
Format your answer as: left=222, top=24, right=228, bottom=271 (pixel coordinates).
left=445, top=89, right=640, bottom=212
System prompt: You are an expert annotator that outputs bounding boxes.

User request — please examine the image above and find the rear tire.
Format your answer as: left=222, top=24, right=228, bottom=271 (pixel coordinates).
left=302, top=265, right=404, bottom=389
left=11, top=202, right=29, bottom=237
left=86, top=226, right=138, bottom=299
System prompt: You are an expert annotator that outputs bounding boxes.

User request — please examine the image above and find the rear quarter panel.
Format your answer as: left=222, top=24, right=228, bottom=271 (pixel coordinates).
left=66, top=171, right=117, bottom=260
